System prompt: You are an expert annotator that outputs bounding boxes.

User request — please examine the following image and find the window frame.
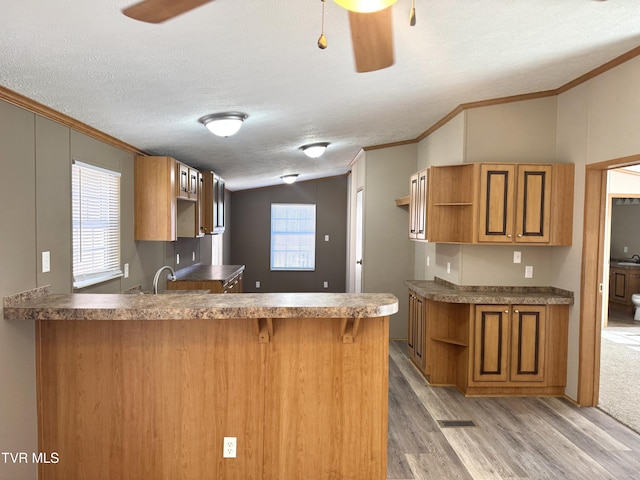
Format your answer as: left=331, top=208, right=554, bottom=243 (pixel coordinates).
left=270, top=203, right=316, bottom=272
left=71, top=160, right=122, bottom=289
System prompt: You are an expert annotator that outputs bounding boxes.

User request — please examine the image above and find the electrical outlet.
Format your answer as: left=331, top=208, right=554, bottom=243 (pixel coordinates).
left=325, top=234, right=330, bottom=242
left=176, top=253, right=180, bottom=264
left=323, top=281, right=329, bottom=288
left=513, top=251, right=521, bottom=264
left=192, top=251, right=195, bottom=261
left=446, top=262, right=451, bottom=274
left=624, top=246, right=629, bottom=253
left=256, top=281, right=261, bottom=289
left=42, top=251, right=51, bottom=273
left=223, top=437, right=237, bottom=458
left=525, top=266, right=534, bottom=278
left=426, top=256, right=430, bottom=267
left=124, top=263, right=129, bottom=278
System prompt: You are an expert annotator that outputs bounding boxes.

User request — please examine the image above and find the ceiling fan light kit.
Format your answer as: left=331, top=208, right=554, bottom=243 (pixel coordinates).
left=333, top=0, right=398, bottom=13
left=301, top=142, right=330, bottom=158
left=198, top=112, right=247, bottom=137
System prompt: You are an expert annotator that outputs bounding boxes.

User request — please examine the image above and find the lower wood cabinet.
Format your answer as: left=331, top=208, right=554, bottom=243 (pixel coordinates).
left=166, top=272, right=243, bottom=294
left=408, top=289, right=569, bottom=396
left=407, top=292, right=427, bottom=373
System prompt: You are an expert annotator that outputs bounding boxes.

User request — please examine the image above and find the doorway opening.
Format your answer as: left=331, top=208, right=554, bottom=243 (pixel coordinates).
left=598, top=166, right=640, bottom=432
left=580, top=155, right=640, bottom=414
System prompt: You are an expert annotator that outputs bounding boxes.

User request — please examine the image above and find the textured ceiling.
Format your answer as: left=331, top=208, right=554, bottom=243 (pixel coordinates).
left=1, top=0, right=640, bottom=190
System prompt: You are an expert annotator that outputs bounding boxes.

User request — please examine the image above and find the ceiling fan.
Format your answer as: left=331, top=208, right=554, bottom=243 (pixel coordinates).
left=122, top=0, right=412, bottom=73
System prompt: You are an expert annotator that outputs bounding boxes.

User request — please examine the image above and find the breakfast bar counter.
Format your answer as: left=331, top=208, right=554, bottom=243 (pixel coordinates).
left=4, top=287, right=398, bottom=480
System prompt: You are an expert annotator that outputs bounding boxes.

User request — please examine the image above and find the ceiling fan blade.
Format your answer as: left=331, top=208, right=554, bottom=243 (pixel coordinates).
left=122, top=0, right=214, bottom=24
left=348, top=8, right=394, bottom=73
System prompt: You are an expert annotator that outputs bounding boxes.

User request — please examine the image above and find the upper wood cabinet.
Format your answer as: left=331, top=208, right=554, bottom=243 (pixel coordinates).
left=427, top=162, right=574, bottom=245
left=135, top=156, right=177, bottom=241
left=408, top=169, right=427, bottom=241
left=202, top=171, right=226, bottom=235
left=135, top=156, right=204, bottom=241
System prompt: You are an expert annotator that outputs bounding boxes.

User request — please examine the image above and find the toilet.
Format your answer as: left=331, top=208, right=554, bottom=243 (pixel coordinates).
left=632, top=294, right=640, bottom=320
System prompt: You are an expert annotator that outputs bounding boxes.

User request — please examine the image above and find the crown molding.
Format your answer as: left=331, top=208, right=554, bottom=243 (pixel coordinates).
left=0, top=85, right=146, bottom=155
left=367, top=44, right=640, bottom=150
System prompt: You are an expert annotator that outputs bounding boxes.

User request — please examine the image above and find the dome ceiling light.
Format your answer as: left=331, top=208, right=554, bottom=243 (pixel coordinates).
left=281, top=174, right=299, bottom=184
left=300, top=142, right=330, bottom=158
left=199, top=112, right=248, bottom=137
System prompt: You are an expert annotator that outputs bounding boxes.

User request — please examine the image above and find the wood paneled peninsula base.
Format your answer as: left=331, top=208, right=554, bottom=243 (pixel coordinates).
left=405, top=278, right=573, bottom=397
left=3, top=288, right=398, bottom=480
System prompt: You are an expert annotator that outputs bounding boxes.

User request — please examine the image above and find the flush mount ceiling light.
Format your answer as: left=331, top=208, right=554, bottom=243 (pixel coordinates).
left=300, top=142, right=330, bottom=159
left=281, top=174, right=299, bottom=184
left=198, top=112, right=248, bottom=137
left=333, top=0, right=398, bottom=13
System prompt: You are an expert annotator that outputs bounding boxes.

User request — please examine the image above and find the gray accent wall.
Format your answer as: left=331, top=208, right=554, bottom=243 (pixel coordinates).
left=0, top=98, right=212, bottom=478
left=230, top=176, right=347, bottom=293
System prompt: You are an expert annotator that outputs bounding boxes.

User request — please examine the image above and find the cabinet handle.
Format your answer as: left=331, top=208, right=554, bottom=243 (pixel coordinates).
left=507, top=234, right=512, bottom=238
left=514, top=309, right=520, bottom=313
left=504, top=310, right=509, bottom=314
left=517, top=233, right=523, bottom=238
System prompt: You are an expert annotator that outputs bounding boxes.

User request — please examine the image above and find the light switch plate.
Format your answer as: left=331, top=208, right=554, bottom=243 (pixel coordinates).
left=525, top=266, right=534, bottom=278
left=124, top=263, right=129, bottom=278
left=513, top=251, right=522, bottom=264
left=42, top=251, right=51, bottom=273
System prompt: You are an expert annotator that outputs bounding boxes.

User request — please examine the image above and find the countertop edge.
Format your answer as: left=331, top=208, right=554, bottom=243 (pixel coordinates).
left=3, top=291, right=399, bottom=321
left=405, top=279, right=574, bottom=305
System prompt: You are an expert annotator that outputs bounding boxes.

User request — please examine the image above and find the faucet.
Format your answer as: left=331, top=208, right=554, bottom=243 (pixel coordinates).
left=632, top=254, right=640, bottom=263
left=152, top=266, right=177, bottom=294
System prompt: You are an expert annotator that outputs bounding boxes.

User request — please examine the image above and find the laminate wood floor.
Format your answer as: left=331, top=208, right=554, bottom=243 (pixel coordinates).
left=388, top=340, right=640, bottom=479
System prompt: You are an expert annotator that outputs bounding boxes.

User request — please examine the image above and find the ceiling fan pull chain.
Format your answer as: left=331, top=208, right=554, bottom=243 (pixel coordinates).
left=318, top=0, right=328, bottom=49
left=409, top=0, right=416, bottom=26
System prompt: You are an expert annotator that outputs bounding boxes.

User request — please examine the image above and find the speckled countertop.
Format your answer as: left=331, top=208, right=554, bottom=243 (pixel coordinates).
left=173, top=264, right=245, bottom=284
left=405, top=278, right=573, bottom=305
left=3, top=286, right=398, bottom=320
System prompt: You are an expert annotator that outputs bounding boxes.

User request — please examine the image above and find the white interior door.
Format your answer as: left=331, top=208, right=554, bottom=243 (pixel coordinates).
left=355, top=189, right=363, bottom=293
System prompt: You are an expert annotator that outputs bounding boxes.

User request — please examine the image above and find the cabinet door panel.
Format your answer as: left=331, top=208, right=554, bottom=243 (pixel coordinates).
left=510, top=306, right=545, bottom=382
left=473, top=306, right=509, bottom=382
left=515, top=165, right=551, bottom=243
left=611, top=270, right=628, bottom=303
left=478, top=165, right=515, bottom=242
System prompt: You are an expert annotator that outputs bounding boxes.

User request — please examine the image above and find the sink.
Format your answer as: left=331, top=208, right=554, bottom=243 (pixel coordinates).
left=616, top=262, right=640, bottom=266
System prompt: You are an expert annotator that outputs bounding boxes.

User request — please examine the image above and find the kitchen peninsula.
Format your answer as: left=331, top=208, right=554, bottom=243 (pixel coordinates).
left=406, top=278, right=573, bottom=396
left=4, top=287, right=398, bottom=480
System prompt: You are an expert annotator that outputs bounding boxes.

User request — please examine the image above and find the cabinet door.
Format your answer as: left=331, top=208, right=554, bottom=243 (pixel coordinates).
left=414, top=295, right=425, bottom=369
left=407, top=293, right=416, bottom=356
left=478, top=164, right=515, bottom=243
left=514, top=165, right=551, bottom=243
left=177, top=162, right=190, bottom=200
left=196, top=172, right=205, bottom=236
left=473, top=305, right=510, bottom=382
left=510, top=306, right=545, bottom=382
left=188, top=168, right=199, bottom=200
left=610, top=269, right=629, bottom=303
left=416, top=170, right=427, bottom=241
left=408, top=173, right=419, bottom=239
left=213, top=175, right=226, bottom=233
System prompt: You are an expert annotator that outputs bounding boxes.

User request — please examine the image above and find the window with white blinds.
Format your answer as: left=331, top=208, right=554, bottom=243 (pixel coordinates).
left=72, top=160, right=122, bottom=289
left=270, top=203, right=316, bottom=271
